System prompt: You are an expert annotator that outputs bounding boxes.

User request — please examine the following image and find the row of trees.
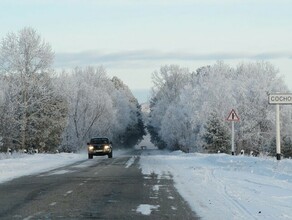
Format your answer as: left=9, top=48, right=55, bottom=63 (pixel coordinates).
left=56, top=68, right=145, bottom=152
left=2, top=27, right=291, bottom=157
left=0, top=27, right=145, bottom=153
left=148, top=62, right=292, bottom=157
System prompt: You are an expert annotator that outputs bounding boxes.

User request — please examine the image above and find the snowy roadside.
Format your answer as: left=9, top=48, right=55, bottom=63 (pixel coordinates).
left=2, top=148, right=292, bottom=219
left=139, top=150, right=292, bottom=220
left=0, top=152, right=86, bottom=184
left=0, top=149, right=130, bottom=184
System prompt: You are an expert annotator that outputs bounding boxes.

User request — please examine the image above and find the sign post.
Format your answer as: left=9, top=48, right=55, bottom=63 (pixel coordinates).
left=276, top=104, right=281, bottom=160
left=268, top=93, right=292, bottom=160
left=231, top=121, right=235, bottom=155
left=226, top=109, right=240, bottom=155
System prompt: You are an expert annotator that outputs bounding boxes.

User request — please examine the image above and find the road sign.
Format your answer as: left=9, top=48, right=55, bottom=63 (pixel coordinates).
left=226, top=109, right=239, bottom=156
left=226, top=109, right=240, bottom=121
left=268, top=93, right=292, bottom=160
left=268, top=93, right=292, bottom=104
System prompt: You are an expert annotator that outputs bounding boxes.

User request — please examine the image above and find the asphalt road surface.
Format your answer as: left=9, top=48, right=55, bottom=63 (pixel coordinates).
left=0, top=150, right=199, bottom=219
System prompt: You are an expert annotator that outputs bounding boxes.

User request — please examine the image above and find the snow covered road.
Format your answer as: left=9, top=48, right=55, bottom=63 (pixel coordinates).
left=1, top=150, right=292, bottom=219
left=140, top=150, right=292, bottom=220
left=0, top=150, right=197, bottom=219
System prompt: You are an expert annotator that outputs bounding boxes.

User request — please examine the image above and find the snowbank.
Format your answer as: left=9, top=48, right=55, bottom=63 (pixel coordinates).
left=140, top=150, right=292, bottom=220
left=0, top=149, right=131, bottom=184
left=0, top=153, right=86, bottom=184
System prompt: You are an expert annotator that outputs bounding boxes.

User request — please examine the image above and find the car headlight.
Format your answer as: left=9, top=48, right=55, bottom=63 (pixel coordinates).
left=88, top=146, right=94, bottom=151
left=104, top=145, right=110, bottom=150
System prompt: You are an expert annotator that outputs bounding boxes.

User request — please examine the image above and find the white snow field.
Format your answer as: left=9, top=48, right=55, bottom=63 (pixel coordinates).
left=140, top=150, right=292, bottom=220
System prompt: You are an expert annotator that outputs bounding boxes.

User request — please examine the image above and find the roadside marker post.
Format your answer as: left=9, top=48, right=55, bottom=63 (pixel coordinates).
left=268, top=93, right=292, bottom=160
left=226, top=109, right=240, bottom=155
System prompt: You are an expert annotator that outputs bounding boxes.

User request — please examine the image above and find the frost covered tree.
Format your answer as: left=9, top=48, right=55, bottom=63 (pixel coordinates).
left=0, top=27, right=67, bottom=152
left=148, top=65, right=190, bottom=149
left=0, top=28, right=145, bottom=153
left=57, top=67, right=145, bottom=152
left=159, top=100, right=196, bottom=152
left=281, top=136, right=292, bottom=158
left=150, top=62, right=234, bottom=151
left=148, top=61, right=290, bottom=154
left=111, top=77, right=145, bottom=148
left=202, top=112, right=230, bottom=153
left=56, top=67, right=114, bottom=152
left=234, top=62, right=289, bottom=154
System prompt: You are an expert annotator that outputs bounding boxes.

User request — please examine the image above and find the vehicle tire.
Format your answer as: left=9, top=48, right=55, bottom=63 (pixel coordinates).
left=108, top=151, right=113, bottom=158
left=88, top=154, right=93, bottom=159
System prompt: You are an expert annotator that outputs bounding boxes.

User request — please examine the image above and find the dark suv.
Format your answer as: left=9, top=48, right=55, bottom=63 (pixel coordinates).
left=87, top=137, right=113, bottom=159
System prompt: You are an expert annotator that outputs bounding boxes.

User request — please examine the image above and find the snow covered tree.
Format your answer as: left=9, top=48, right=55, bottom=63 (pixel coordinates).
left=56, top=67, right=114, bottom=152
left=0, top=27, right=66, bottom=152
left=234, top=62, right=288, bottom=154
left=57, top=67, right=145, bottom=152
left=148, top=61, right=289, bottom=155
left=281, top=136, right=292, bottom=158
left=0, top=75, right=19, bottom=152
left=159, top=100, right=196, bottom=152
left=268, top=135, right=292, bottom=158
left=148, top=65, right=190, bottom=149
left=151, top=62, right=234, bottom=151
left=111, top=76, right=145, bottom=148
left=202, top=112, right=230, bottom=153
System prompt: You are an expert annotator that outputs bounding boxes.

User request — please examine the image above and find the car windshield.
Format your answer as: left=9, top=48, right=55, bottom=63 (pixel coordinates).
left=90, top=138, right=109, bottom=144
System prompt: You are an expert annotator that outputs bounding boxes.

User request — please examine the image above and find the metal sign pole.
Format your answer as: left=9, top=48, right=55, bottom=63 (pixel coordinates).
left=227, top=109, right=239, bottom=156
left=276, top=104, right=281, bottom=160
left=231, top=121, right=235, bottom=155
left=268, top=93, right=291, bottom=160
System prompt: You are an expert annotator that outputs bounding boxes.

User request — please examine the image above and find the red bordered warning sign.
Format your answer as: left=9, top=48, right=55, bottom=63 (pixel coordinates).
left=226, top=109, right=240, bottom=121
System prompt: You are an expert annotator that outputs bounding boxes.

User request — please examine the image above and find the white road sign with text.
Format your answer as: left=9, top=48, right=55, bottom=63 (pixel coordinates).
left=268, top=93, right=292, bottom=104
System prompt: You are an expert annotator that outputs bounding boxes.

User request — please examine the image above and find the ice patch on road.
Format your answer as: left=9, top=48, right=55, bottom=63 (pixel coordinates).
left=50, top=170, right=71, bottom=175
left=40, top=169, right=74, bottom=176
left=125, top=156, right=136, bottom=168
left=64, top=190, right=73, bottom=197
left=136, top=204, right=160, bottom=215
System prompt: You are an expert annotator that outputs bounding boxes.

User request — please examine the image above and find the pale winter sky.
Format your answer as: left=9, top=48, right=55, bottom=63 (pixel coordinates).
left=1, top=0, right=292, bottom=103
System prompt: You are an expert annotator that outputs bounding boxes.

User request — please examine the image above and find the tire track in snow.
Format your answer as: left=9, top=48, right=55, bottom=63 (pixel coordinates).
left=211, top=169, right=257, bottom=220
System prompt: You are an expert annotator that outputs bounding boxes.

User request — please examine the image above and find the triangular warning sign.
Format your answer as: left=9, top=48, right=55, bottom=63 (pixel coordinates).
left=226, top=109, right=240, bottom=121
